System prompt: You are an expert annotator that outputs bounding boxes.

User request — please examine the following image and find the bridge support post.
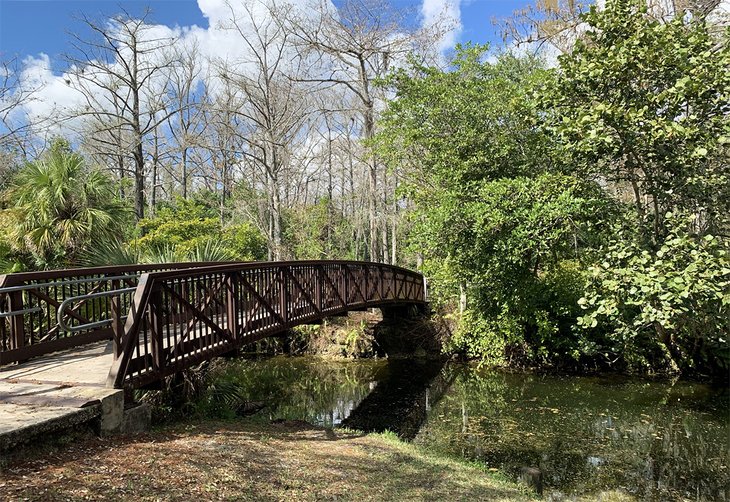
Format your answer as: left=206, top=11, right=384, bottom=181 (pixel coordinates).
left=149, top=286, right=165, bottom=373
left=315, top=266, right=323, bottom=312
left=110, top=279, right=123, bottom=358
left=8, top=291, right=25, bottom=350
left=375, top=304, right=437, bottom=358
left=279, top=268, right=289, bottom=327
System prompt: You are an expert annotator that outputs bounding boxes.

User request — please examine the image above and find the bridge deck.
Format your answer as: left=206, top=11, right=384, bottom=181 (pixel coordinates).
left=0, top=343, right=123, bottom=452
left=0, top=341, right=113, bottom=388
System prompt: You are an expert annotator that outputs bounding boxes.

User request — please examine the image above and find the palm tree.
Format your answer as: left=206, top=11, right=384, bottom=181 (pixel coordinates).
left=6, top=140, right=131, bottom=268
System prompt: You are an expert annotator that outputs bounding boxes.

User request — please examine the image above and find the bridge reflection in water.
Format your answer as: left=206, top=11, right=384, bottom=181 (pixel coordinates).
left=342, top=359, right=453, bottom=440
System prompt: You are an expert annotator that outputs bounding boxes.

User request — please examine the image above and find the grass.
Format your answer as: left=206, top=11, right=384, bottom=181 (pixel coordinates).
left=0, top=419, right=535, bottom=501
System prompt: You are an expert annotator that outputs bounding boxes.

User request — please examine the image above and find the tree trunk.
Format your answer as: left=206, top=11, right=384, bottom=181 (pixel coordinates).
left=133, top=142, right=145, bottom=221
left=459, top=283, right=467, bottom=314
left=181, top=147, right=188, bottom=199
left=118, top=155, right=125, bottom=199
left=272, top=187, right=283, bottom=260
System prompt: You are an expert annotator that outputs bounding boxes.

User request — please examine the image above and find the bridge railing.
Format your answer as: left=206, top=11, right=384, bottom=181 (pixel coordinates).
left=0, top=262, right=235, bottom=365
left=108, top=261, right=426, bottom=389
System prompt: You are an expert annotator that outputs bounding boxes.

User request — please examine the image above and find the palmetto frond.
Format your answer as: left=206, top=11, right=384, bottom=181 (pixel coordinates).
left=81, top=238, right=141, bottom=266
left=6, top=141, right=131, bottom=268
left=187, top=239, right=234, bottom=263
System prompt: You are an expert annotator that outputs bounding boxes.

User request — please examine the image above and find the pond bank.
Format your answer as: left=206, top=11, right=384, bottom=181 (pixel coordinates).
left=191, top=356, right=730, bottom=500
left=0, top=419, right=536, bottom=501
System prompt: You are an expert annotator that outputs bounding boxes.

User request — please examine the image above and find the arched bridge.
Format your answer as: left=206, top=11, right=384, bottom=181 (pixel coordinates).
left=0, top=261, right=426, bottom=390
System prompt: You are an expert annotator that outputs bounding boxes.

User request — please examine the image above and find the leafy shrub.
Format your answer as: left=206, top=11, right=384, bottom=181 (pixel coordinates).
left=579, top=215, right=730, bottom=376
left=136, top=196, right=266, bottom=263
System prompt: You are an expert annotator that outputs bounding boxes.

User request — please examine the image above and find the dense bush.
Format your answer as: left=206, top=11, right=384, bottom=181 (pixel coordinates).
left=135, top=196, right=267, bottom=263
left=1, top=140, right=130, bottom=270
left=578, top=215, right=730, bottom=375
left=377, top=1, right=729, bottom=378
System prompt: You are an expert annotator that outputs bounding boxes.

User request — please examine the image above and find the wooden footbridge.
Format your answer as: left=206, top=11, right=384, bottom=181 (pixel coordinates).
left=0, top=261, right=426, bottom=390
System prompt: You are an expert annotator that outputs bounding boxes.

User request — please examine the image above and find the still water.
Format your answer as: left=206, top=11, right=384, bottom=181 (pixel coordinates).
left=205, top=357, right=729, bottom=500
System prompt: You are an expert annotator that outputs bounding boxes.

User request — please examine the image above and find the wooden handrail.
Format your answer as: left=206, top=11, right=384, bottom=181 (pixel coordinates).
left=0, top=260, right=426, bottom=388
left=107, top=261, right=425, bottom=389
left=0, top=262, right=241, bottom=365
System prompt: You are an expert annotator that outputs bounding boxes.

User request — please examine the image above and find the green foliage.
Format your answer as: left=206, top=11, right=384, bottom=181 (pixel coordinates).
left=80, top=237, right=142, bottom=266
left=187, top=239, right=235, bottom=263
left=578, top=215, right=730, bottom=375
left=136, top=196, right=266, bottom=263
left=222, top=222, right=268, bottom=262
left=377, top=46, right=614, bottom=367
left=3, top=139, right=131, bottom=269
left=542, top=0, right=730, bottom=236
left=378, top=44, right=557, bottom=197
left=398, top=1, right=730, bottom=376
left=540, top=0, right=730, bottom=376
left=440, top=175, right=612, bottom=367
left=136, top=196, right=220, bottom=257
left=283, top=198, right=357, bottom=260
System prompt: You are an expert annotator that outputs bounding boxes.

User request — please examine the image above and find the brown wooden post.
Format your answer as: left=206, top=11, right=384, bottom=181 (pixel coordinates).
left=226, top=272, right=239, bottom=340
left=363, top=265, right=369, bottom=303
left=8, top=291, right=25, bottom=350
left=110, top=279, right=124, bottom=358
left=279, top=267, right=289, bottom=326
left=314, top=265, right=323, bottom=312
left=149, top=285, right=165, bottom=373
left=379, top=265, right=385, bottom=300
left=343, top=265, right=349, bottom=306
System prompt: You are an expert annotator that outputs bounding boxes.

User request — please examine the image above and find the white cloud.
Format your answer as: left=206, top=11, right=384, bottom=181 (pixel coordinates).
left=420, top=0, right=462, bottom=54
left=198, top=0, right=234, bottom=26
left=17, top=54, right=87, bottom=138
left=14, top=0, right=453, bottom=145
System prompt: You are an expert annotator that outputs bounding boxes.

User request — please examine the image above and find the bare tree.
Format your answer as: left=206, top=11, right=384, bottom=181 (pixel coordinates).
left=285, top=0, right=446, bottom=262
left=65, top=9, right=178, bottom=220
left=0, top=57, right=47, bottom=160
left=164, top=41, right=206, bottom=199
left=215, top=0, right=314, bottom=259
left=197, top=77, right=246, bottom=224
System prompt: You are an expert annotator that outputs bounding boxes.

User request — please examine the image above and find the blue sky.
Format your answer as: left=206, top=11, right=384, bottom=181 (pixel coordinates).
left=0, top=0, right=529, bottom=64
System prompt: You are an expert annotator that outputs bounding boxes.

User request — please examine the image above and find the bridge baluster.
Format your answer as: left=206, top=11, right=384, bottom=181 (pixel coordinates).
left=315, top=265, right=323, bottom=314
left=226, top=272, right=239, bottom=340
left=149, top=285, right=165, bottom=373
left=110, top=279, right=123, bottom=358
left=8, top=291, right=25, bottom=351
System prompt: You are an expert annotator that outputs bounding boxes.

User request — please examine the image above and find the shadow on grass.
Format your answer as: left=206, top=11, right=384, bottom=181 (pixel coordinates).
left=0, top=418, right=531, bottom=501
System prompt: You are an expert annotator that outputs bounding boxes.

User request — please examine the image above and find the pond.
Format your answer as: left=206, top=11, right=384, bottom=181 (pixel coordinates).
left=205, top=356, right=729, bottom=501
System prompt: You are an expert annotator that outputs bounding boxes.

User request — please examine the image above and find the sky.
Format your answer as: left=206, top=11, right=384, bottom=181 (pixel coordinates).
left=0, top=0, right=543, bottom=139
left=0, top=0, right=528, bottom=65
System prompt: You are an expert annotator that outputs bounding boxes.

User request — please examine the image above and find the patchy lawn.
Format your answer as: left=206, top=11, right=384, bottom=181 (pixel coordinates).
left=0, top=419, right=533, bottom=501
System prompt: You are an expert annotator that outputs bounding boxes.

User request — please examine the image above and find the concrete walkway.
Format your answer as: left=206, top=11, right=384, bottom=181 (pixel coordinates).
left=0, top=341, right=114, bottom=387
left=0, top=342, right=123, bottom=455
